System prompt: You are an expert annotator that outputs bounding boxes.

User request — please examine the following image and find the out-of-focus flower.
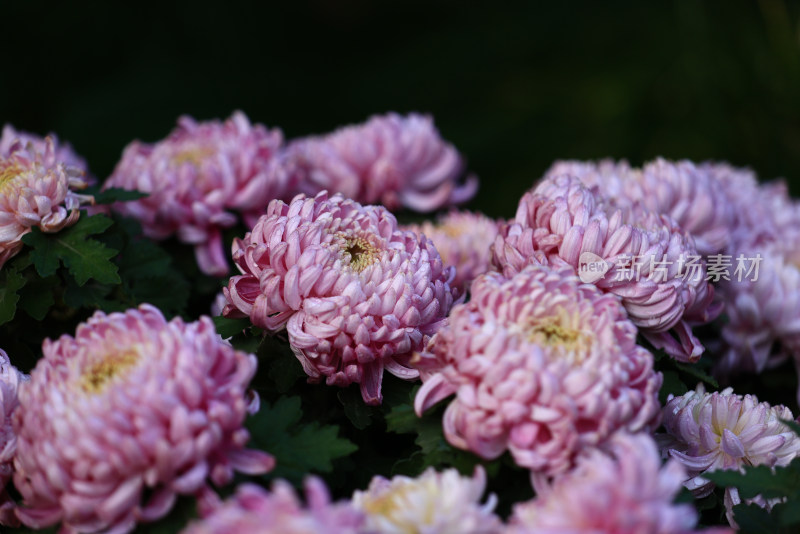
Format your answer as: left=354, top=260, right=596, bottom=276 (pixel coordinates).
left=224, top=192, right=456, bottom=405
left=13, top=305, right=274, bottom=533
left=403, top=210, right=500, bottom=295
left=0, top=139, right=92, bottom=269
left=492, top=174, right=718, bottom=362
left=660, top=385, right=800, bottom=526
left=508, top=433, right=734, bottom=534
left=352, top=466, right=501, bottom=534
left=104, top=112, right=285, bottom=276
left=182, top=479, right=363, bottom=534
left=0, top=124, right=91, bottom=179
left=0, top=349, right=25, bottom=526
left=281, top=112, right=477, bottom=212
left=414, top=265, right=661, bottom=477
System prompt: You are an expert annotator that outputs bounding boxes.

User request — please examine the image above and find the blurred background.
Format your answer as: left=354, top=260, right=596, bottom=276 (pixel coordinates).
left=3, top=0, right=800, bottom=217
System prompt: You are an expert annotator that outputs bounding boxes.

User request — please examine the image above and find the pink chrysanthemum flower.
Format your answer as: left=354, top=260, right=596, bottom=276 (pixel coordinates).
left=351, top=466, right=501, bottom=534
left=224, top=192, right=456, bottom=405
left=0, top=139, right=92, bottom=269
left=104, top=112, right=285, bottom=276
left=403, top=210, right=500, bottom=295
left=0, top=124, right=91, bottom=178
left=660, top=385, right=800, bottom=525
left=492, top=174, right=718, bottom=362
left=547, top=158, right=734, bottom=256
left=0, top=349, right=25, bottom=526
left=13, top=305, right=274, bottom=533
left=182, top=479, right=364, bottom=534
left=414, top=265, right=661, bottom=477
left=281, top=112, right=477, bottom=212
left=508, top=433, right=734, bottom=534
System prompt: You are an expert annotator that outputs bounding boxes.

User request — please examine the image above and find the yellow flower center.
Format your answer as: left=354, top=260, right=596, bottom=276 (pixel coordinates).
left=172, top=146, right=215, bottom=167
left=526, top=310, right=591, bottom=362
left=0, top=163, right=25, bottom=193
left=340, top=235, right=379, bottom=273
left=360, top=481, right=437, bottom=532
left=81, top=349, right=140, bottom=394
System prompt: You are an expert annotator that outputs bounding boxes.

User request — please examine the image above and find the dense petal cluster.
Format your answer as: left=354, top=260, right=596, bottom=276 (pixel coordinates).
left=280, top=112, right=477, bottom=212
left=13, top=305, right=274, bottom=533
left=182, top=479, right=363, bottom=534
left=0, top=138, right=92, bottom=268
left=660, top=386, right=800, bottom=498
left=0, top=124, right=91, bottom=178
left=414, top=265, right=661, bottom=477
left=403, top=210, right=500, bottom=294
left=492, top=174, right=717, bottom=361
left=104, top=112, right=285, bottom=276
left=0, top=349, right=25, bottom=526
left=547, top=158, right=734, bottom=255
left=224, top=192, right=456, bottom=404
left=351, top=466, right=501, bottom=534
left=508, top=433, right=733, bottom=534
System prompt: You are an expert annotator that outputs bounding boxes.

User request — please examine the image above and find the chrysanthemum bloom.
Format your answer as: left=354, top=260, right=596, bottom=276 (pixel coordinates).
left=0, top=349, right=26, bottom=526
left=546, top=159, right=734, bottom=256
left=508, top=433, right=734, bottom=534
left=13, top=305, right=274, bottom=533
left=0, top=138, right=92, bottom=269
left=492, top=174, right=718, bottom=362
left=280, top=112, right=477, bottom=212
left=414, top=265, right=662, bottom=477
left=0, top=124, right=91, bottom=178
left=182, top=479, right=364, bottom=534
left=660, top=385, right=800, bottom=525
left=104, top=112, right=285, bottom=276
left=224, top=192, right=456, bottom=405
left=403, top=210, right=500, bottom=294
left=351, top=466, right=501, bottom=534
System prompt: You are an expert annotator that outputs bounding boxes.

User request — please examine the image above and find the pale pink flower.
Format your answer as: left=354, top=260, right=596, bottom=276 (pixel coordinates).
left=182, top=479, right=363, bottom=534
left=492, top=174, right=718, bottom=362
left=414, top=265, right=661, bottom=477
left=508, top=433, right=734, bottom=534
left=224, top=192, right=456, bottom=404
left=104, top=112, right=285, bottom=276
left=0, top=138, right=92, bottom=268
left=281, top=112, right=477, bottom=212
left=351, top=466, right=501, bottom=534
left=547, top=159, right=735, bottom=256
left=0, top=124, right=91, bottom=178
left=403, top=210, right=500, bottom=294
left=660, top=385, right=800, bottom=526
left=0, top=349, right=25, bottom=526
left=13, top=305, right=274, bottom=533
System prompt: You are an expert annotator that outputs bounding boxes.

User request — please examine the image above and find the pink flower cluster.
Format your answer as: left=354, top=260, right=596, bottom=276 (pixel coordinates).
left=224, top=192, right=456, bottom=404
left=0, top=124, right=91, bottom=178
left=13, top=305, right=273, bottom=533
left=0, top=350, right=25, bottom=527
left=414, top=264, right=661, bottom=476
left=508, top=433, right=733, bottom=534
left=104, top=112, right=286, bottom=276
left=281, top=112, right=477, bottom=212
left=0, top=137, right=92, bottom=269
left=493, top=173, right=718, bottom=362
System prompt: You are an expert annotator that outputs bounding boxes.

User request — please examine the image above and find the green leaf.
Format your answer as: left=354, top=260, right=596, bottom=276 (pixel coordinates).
left=673, top=360, right=719, bottom=389
left=0, top=266, right=26, bottom=325
left=731, top=502, right=781, bottom=533
left=705, top=459, right=800, bottom=500
left=63, top=278, right=117, bottom=310
left=213, top=316, right=251, bottom=339
left=385, top=402, right=419, bottom=435
left=90, top=187, right=148, bottom=205
left=260, top=335, right=306, bottom=393
left=247, top=395, right=357, bottom=484
left=659, top=370, right=688, bottom=405
left=781, top=419, right=800, bottom=438
left=18, top=275, right=59, bottom=320
left=22, top=214, right=120, bottom=286
left=338, top=387, right=375, bottom=429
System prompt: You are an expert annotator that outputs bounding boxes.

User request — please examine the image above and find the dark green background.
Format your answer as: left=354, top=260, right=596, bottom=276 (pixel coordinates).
left=3, top=1, right=800, bottom=217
